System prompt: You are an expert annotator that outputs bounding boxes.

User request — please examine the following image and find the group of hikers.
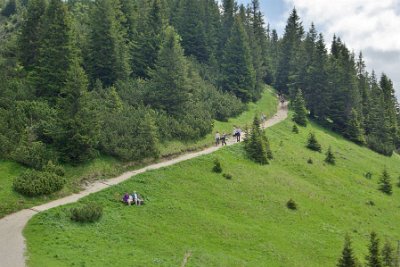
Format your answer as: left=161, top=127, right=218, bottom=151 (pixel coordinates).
left=215, top=127, right=242, bottom=146
left=122, top=191, right=143, bottom=206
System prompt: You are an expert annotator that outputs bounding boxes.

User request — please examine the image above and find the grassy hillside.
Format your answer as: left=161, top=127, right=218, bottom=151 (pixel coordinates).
left=24, top=116, right=400, bottom=266
left=0, top=88, right=277, bottom=218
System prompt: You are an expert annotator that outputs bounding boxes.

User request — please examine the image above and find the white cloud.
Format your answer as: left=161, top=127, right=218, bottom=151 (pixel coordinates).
left=283, top=0, right=400, bottom=97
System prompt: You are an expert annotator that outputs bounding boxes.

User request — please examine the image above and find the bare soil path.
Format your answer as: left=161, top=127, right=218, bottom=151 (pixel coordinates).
left=0, top=101, right=288, bottom=267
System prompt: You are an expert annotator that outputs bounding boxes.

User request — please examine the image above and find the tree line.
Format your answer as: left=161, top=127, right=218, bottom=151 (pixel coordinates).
left=0, top=0, right=399, bottom=172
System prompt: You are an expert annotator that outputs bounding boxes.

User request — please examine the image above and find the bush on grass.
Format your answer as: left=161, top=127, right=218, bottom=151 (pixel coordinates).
left=70, top=202, right=103, bottom=223
left=287, top=199, right=297, bottom=210
left=212, top=158, right=222, bottom=173
left=13, top=168, right=65, bottom=197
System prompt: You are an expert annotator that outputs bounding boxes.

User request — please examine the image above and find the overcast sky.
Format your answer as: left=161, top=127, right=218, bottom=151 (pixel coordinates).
left=238, top=0, right=400, bottom=97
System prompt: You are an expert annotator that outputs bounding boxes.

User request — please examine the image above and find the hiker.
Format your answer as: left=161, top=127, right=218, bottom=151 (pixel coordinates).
left=215, top=131, right=220, bottom=146
left=261, top=113, right=267, bottom=127
left=132, top=191, right=141, bottom=206
left=280, top=94, right=285, bottom=104
left=236, top=127, right=241, bottom=142
left=221, top=133, right=227, bottom=146
left=123, top=192, right=133, bottom=206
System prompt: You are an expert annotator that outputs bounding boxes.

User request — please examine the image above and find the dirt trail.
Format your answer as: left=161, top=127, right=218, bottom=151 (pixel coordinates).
left=0, top=101, right=288, bottom=267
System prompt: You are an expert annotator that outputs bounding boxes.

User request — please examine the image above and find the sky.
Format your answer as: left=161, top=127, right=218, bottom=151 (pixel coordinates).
left=238, top=0, right=400, bottom=98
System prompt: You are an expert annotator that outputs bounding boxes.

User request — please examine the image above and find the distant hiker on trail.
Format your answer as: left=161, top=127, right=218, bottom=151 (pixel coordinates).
left=280, top=94, right=285, bottom=104
left=261, top=113, right=267, bottom=127
left=221, top=133, right=227, bottom=146
left=236, top=127, right=242, bottom=142
left=215, top=131, right=220, bottom=146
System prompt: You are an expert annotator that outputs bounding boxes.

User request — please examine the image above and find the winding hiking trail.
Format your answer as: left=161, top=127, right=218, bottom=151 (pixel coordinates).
left=0, top=101, right=288, bottom=267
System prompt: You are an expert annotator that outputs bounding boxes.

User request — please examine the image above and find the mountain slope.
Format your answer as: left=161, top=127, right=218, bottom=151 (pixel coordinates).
left=24, top=117, right=400, bottom=267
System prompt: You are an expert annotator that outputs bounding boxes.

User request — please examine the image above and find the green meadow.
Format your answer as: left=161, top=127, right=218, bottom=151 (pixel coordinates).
left=24, top=115, right=400, bottom=266
left=0, top=88, right=277, bottom=218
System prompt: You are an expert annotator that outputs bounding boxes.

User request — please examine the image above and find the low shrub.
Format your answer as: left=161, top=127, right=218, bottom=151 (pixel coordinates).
left=306, top=133, right=321, bottom=152
left=70, top=202, right=103, bottom=223
left=12, top=140, right=58, bottom=170
left=365, top=172, right=373, bottom=179
left=325, top=146, right=336, bottom=165
left=212, top=158, right=222, bottom=173
left=307, top=158, right=313, bottom=164
left=222, top=173, right=232, bottom=180
left=287, top=199, right=297, bottom=210
left=292, top=124, right=299, bottom=134
left=13, top=169, right=65, bottom=197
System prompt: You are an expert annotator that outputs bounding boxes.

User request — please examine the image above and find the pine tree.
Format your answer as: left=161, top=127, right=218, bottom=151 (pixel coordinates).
left=18, top=0, right=47, bottom=71
left=345, top=108, right=366, bottom=144
left=325, top=146, right=336, bottom=165
left=131, top=0, right=164, bottom=78
left=366, top=232, right=382, bottom=267
left=54, top=59, right=100, bottom=163
left=146, top=26, right=191, bottom=116
left=382, top=241, right=395, bottom=267
left=87, top=0, right=130, bottom=86
left=221, top=16, right=255, bottom=102
left=337, top=234, right=357, bottom=267
left=292, top=124, right=299, bottom=134
left=378, top=168, right=392, bottom=195
left=172, top=0, right=209, bottom=62
left=307, top=133, right=321, bottom=152
left=244, top=116, right=269, bottom=165
left=33, top=0, right=73, bottom=100
left=275, top=8, right=304, bottom=95
left=293, top=89, right=308, bottom=126
left=220, top=0, right=236, bottom=53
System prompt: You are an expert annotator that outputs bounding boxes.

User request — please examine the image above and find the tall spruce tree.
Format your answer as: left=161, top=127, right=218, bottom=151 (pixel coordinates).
left=146, top=26, right=191, bottom=116
left=33, top=0, right=72, bottom=100
left=172, top=0, right=208, bottom=62
left=381, top=241, right=395, bottom=267
left=87, top=0, right=130, bottom=86
left=293, top=89, right=308, bottom=126
left=275, top=8, right=304, bottom=95
left=337, top=235, right=357, bottom=267
left=221, top=16, right=255, bottom=102
left=54, top=59, right=100, bottom=163
left=131, top=0, right=164, bottom=78
left=244, top=116, right=269, bottom=165
left=378, top=168, right=392, bottom=195
left=18, top=0, right=47, bottom=71
left=366, top=232, right=382, bottom=267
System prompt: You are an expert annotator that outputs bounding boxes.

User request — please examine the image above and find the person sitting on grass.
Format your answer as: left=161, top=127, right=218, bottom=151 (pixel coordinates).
left=132, top=191, right=142, bottom=206
left=122, top=192, right=133, bottom=206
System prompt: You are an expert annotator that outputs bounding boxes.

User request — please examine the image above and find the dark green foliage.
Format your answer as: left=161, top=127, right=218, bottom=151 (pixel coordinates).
left=70, top=202, right=103, bottom=223
left=366, top=232, right=382, bottom=267
left=1, top=0, right=16, bottom=17
left=131, top=0, right=164, bottom=78
left=381, top=241, right=395, bottom=267
left=13, top=168, right=65, bottom=197
left=221, top=16, right=255, bottom=102
left=397, top=176, right=400, bottom=188
left=212, top=158, right=222, bottom=173
left=325, top=146, right=336, bottom=165
left=365, top=172, right=373, bottom=179
left=100, top=106, right=159, bottom=161
left=12, top=138, right=57, bottom=170
left=18, top=0, right=47, bottom=70
left=307, top=133, right=321, bottom=152
left=86, top=0, right=129, bottom=86
left=292, top=124, right=299, bottom=134
left=337, top=234, right=357, bottom=267
left=378, top=168, right=392, bottom=195
left=32, top=0, right=73, bottom=100
left=53, top=59, right=100, bottom=164
left=223, top=173, right=232, bottom=180
left=293, top=89, right=308, bottom=126
left=146, top=26, right=191, bottom=116
left=244, top=116, right=269, bottom=165
left=275, top=8, right=304, bottom=94
left=345, top=109, right=365, bottom=145
left=307, top=158, right=313, bottom=164
left=286, top=199, right=297, bottom=210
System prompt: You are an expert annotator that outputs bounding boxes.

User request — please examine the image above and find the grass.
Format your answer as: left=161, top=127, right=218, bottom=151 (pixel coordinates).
left=0, top=87, right=277, bottom=218
left=24, top=116, right=400, bottom=267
